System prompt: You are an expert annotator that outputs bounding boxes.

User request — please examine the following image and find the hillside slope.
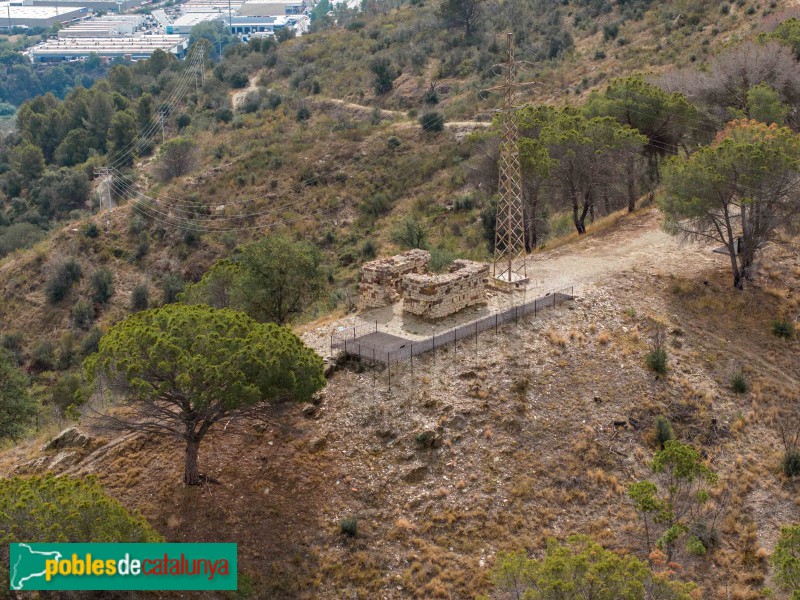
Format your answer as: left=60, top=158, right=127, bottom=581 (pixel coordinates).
left=2, top=208, right=798, bottom=598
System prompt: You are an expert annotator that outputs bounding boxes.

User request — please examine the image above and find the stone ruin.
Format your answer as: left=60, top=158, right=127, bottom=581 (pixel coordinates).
left=358, top=249, right=430, bottom=309
left=358, top=250, right=489, bottom=320
left=403, top=260, right=490, bottom=320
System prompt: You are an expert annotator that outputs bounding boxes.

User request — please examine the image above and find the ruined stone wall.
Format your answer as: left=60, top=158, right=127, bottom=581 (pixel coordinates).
left=358, top=249, right=430, bottom=309
left=402, top=260, right=489, bottom=320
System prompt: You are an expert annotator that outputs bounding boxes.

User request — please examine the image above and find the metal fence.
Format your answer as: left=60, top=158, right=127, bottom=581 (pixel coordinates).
left=331, top=286, right=574, bottom=366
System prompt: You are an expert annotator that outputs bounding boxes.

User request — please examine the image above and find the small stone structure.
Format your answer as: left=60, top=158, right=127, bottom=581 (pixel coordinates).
left=403, top=260, right=489, bottom=320
left=358, top=249, right=430, bottom=309
left=359, top=252, right=489, bottom=319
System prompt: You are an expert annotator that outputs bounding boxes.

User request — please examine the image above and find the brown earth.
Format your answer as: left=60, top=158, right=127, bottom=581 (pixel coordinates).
left=2, top=208, right=799, bottom=599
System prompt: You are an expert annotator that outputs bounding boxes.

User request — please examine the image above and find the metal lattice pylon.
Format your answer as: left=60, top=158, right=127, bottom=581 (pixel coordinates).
left=491, top=33, right=527, bottom=283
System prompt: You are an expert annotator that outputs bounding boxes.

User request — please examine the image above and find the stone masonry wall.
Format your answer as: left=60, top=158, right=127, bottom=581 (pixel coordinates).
left=358, top=249, right=430, bottom=309
left=402, top=260, right=489, bottom=320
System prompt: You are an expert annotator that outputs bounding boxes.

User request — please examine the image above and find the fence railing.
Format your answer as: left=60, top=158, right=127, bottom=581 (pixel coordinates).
left=331, top=286, right=573, bottom=365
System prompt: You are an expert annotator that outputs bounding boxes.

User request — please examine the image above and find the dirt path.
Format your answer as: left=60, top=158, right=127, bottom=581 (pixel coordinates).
left=230, top=72, right=261, bottom=110
left=302, top=207, right=722, bottom=357
left=522, top=207, right=718, bottom=296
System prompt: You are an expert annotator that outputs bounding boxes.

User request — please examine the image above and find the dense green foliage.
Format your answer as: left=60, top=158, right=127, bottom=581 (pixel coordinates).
left=662, top=120, right=800, bottom=288
left=628, top=441, right=720, bottom=561
left=0, top=348, right=36, bottom=442
left=182, top=234, right=325, bottom=325
left=0, top=474, right=161, bottom=588
left=489, top=535, right=695, bottom=599
left=771, top=524, right=800, bottom=597
left=85, top=304, right=325, bottom=483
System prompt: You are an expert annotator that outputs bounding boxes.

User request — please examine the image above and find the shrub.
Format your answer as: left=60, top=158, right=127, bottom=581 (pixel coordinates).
left=0, top=222, right=44, bottom=258
left=45, top=259, right=82, bottom=304
left=71, top=299, right=95, bottom=329
left=176, top=113, right=191, bottom=130
left=361, top=239, right=377, bottom=259
left=772, top=319, right=795, bottom=338
left=654, top=415, right=674, bottom=449
left=296, top=104, right=311, bottom=122
left=89, top=268, right=114, bottom=304
left=594, top=49, right=607, bottom=60
left=645, top=326, right=668, bottom=374
left=782, top=451, right=800, bottom=477
left=359, top=193, right=392, bottom=218
left=387, top=136, right=402, bottom=149
left=646, top=347, right=668, bottom=373
left=429, top=248, right=455, bottom=272
left=419, top=111, right=445, bottom=132
left=771, top=524, right=800, bottom=594
left=80, top=327, right=103, bottom=357
left=161, top=274, right=185, bottom=305
left=49, top=373, right=83, bottom=411
left=215, top=108, right=234, bottom=123
left=340, top=516, right=358, bottom=537
left=31, top=341, right=55, bottom=371
left=81, top=222, right=99, bottom=239
left=391, top=218, right=428, bottom=249
left=1, top=333, right=24, bottom=364
left=730, top=368, right=748, bottom=393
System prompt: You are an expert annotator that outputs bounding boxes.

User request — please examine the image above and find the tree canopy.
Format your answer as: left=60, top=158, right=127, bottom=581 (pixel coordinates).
left=628, top=441, right=720, bottom=562
left=519, top=108, right=646, bottom=234
left=0, top=474, right=161, bottom=590
left=662, top=119, right=800, bottom=288
left=489, top=535, right=695, bottom=599
left=771, top=524, right=800, bottom=598
left=85, top=304, right=325, bottom=484
left=0, top=348, right=37, bottom=442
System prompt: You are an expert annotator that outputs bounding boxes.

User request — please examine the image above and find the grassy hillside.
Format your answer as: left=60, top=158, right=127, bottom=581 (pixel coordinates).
left=1, top=0, right=800, bottom=597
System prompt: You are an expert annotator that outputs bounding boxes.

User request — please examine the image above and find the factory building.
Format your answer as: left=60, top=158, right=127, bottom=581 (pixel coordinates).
left=0, top=3, right=86, bottom=29
left=28, top=34, right=188, bottom=61
left=30, top=0, right=145, bottom=12
left=57, top=14, right=145, bottom=36
left=238, top=0, right=305, bottom=17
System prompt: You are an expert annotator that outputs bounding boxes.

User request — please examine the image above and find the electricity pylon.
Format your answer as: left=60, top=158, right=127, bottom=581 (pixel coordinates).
left=483, top=33, right=533, bottom=287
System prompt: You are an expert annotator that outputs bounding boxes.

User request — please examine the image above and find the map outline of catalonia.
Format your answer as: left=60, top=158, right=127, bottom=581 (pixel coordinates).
left=10, top=543, right=62, bottom=590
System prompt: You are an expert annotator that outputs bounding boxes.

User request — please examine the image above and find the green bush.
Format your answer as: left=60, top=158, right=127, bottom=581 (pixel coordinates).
left=49, top=373, right=83, bottom=411
left=419, top=111, right=445, bottom=132
left=730, top=368, right=748, bottom=393
left=71, top=299, right=95, bottom=329
left=770, top=524, right=800, bottom=594
left=45, top=258, right=82, bottom=303
left=0, top=473, right=162, bottom=588
left=80, top=327, right=103, bottom=357
left=81, top=222, right=99, bottom=239
left=646, top=347, right=668, bottom=374
left=131, top=283, right=150, bottom=311
left=772, top=319, right=795, bottom=338
left=161, top=274, right=185, bottom=305
left=654, top=415, right=674, bottom=449
left=387, top=136, right=402, bottom=149
left=359, top=193, right=392, bottom=219
left=340, top=516, right=358, bottom=537
left=782, top=451, right=800, bottom=477
left=392, top=218, right=428, bottom=249
left=89, top=268, right=114, bottom=304
left=30, top=341, right=55, bottom=371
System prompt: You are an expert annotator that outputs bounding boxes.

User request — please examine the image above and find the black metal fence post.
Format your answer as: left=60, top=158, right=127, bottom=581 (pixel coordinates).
left=410, top=344, right=413, bottom=373
left=475, top=321, right=478, bottom=356
left=387, top=352, right=391, bottom=392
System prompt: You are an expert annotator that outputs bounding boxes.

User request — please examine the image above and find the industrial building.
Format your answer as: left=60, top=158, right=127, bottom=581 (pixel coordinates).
left=28, top=34, right=188, bottom=61
left=57, top=14, right=145, bottom=36
left=166, top=11, right=223, bottom=34
left=30, top=0, right=145, bottom=11
left=238, top=0, right=305, bottom=17
left=227, top=13, right=307, bottom=35
left=0, top=4, right=86, bottom=29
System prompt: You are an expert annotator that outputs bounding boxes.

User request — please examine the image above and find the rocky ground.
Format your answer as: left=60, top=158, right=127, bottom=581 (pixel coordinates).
left=2, top=207, right=799, bottom=599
